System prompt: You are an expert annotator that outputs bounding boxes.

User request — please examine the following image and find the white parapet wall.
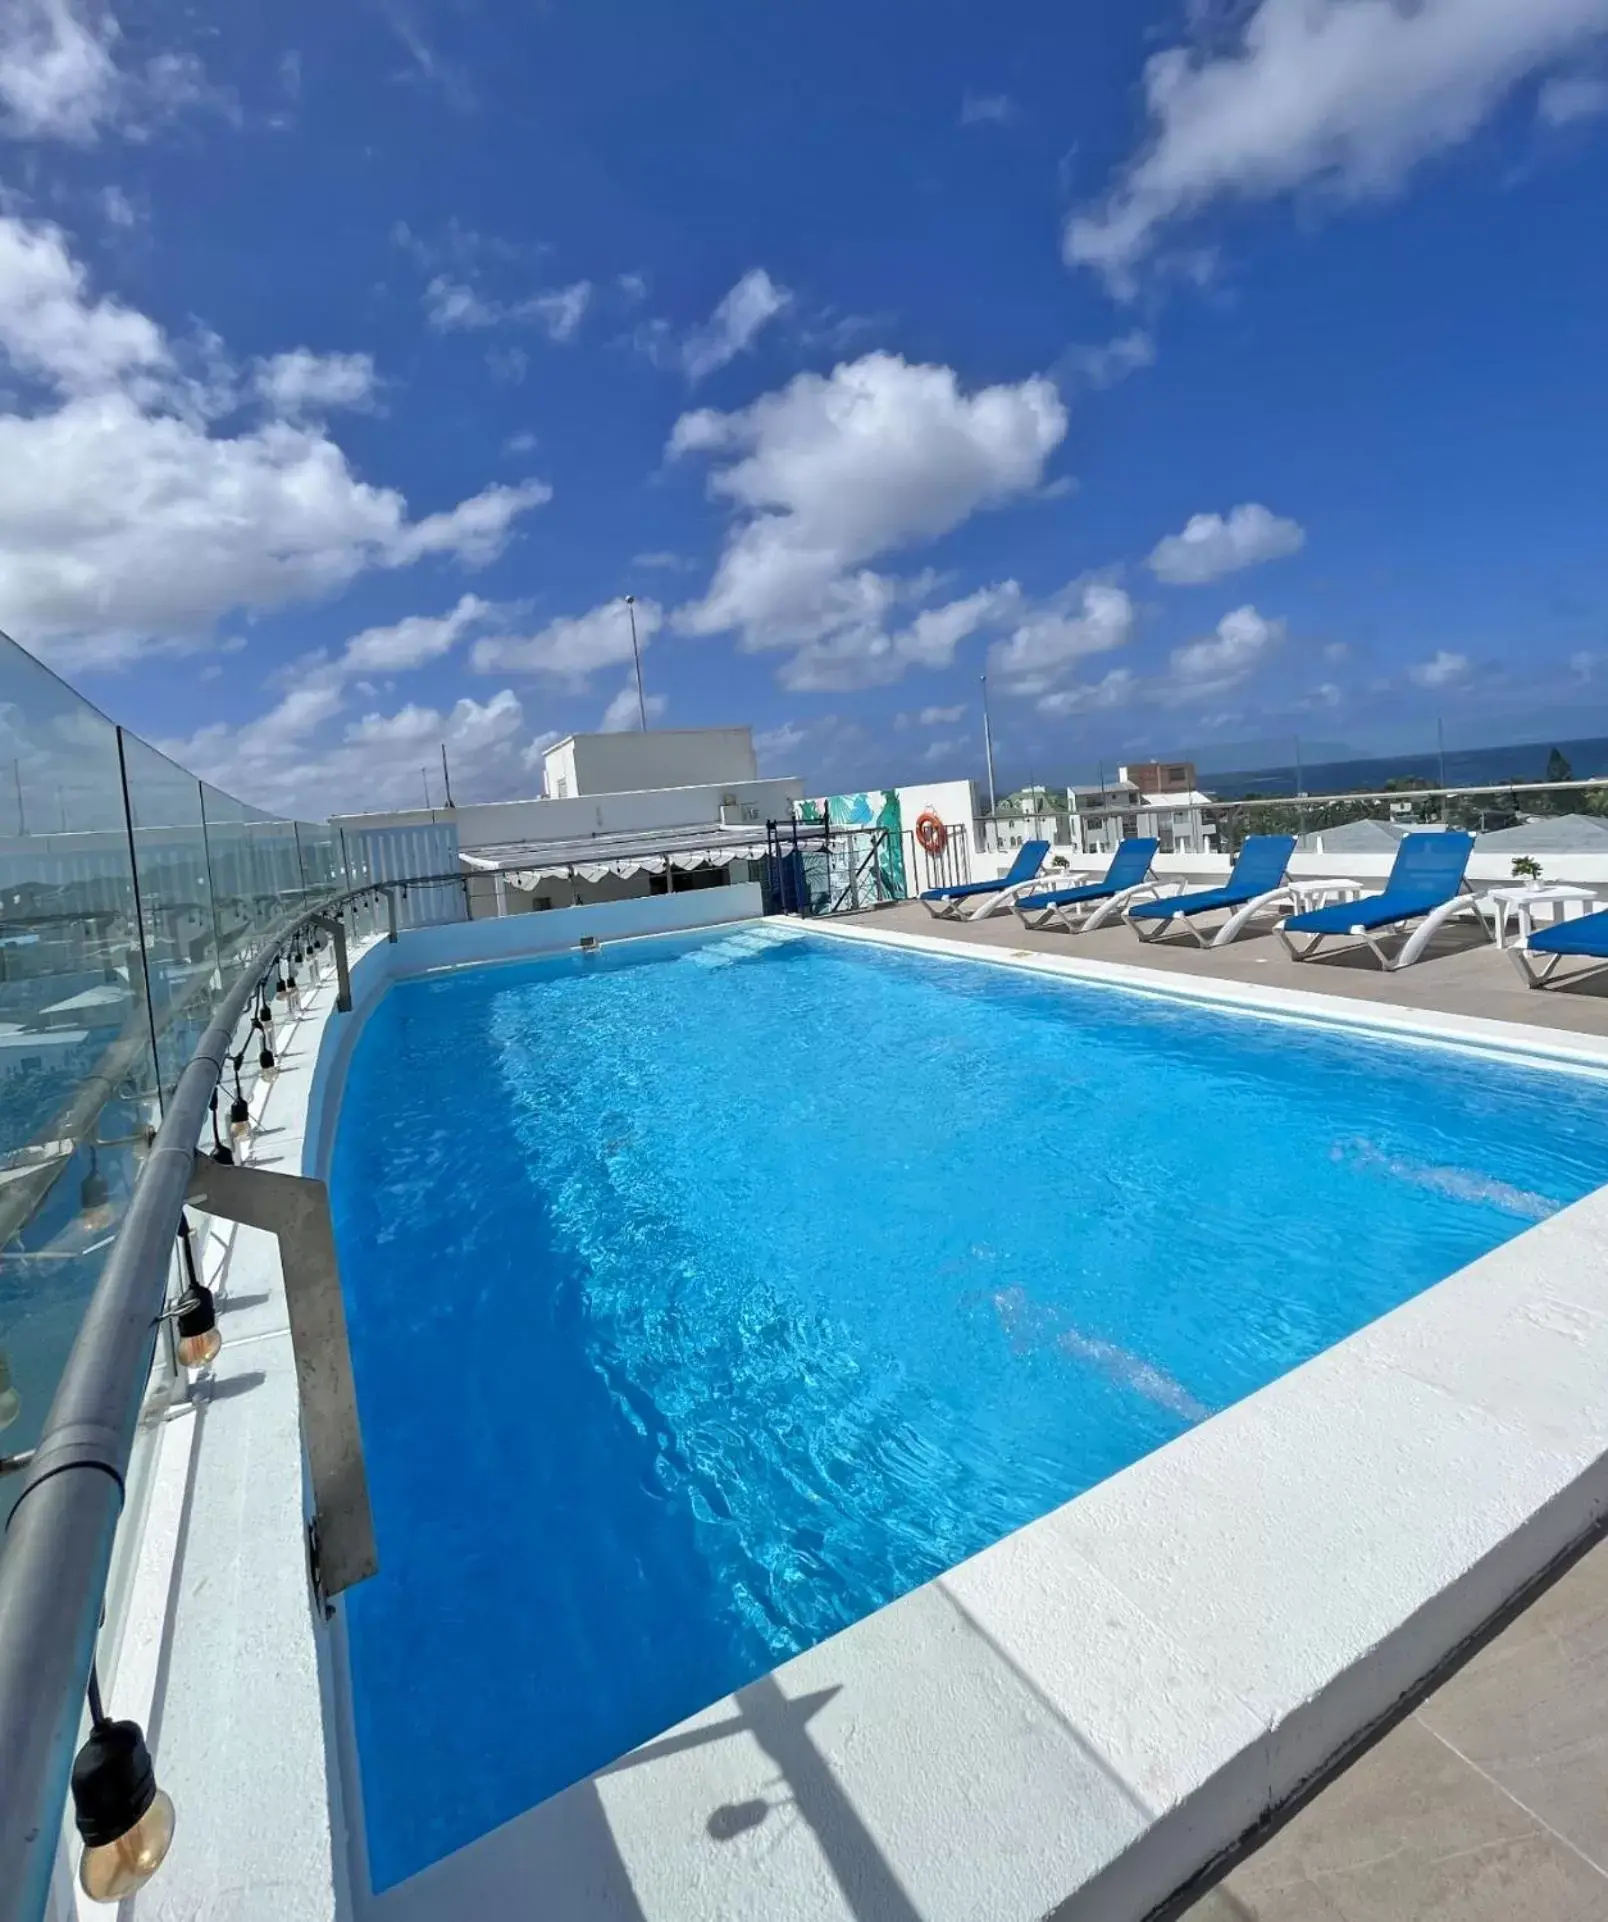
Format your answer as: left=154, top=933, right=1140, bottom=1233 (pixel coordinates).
left=303, top=883, right=762, bottom=1182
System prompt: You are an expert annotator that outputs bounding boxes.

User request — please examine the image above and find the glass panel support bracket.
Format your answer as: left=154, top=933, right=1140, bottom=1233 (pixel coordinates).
left=185, top=1155, right=376, bottom=1612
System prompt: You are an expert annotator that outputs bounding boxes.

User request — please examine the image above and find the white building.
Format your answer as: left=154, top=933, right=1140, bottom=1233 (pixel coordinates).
left=984, top=776, right=1217, bottom=862
left=540, top=728, right=757, bottom=800
left=332, top=726, right=802, bottom=917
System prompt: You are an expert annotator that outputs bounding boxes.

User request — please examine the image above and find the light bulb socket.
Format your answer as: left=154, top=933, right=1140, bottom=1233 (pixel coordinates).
left=72, top=1718, right=157, bottom=1849
left=258, top=1044, right=276, bottom=1073
left=175, top=1277, right=217, bottom=1344
left=229, top=1094, right=250, bottom=1133
left=209, top=1142, right=234, bottom=1165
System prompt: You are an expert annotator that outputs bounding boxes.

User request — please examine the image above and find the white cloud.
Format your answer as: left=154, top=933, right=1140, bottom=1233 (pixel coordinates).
left=380, top=2, right=475, bottom=113
left=339, top=594, right=491, bottom=674
left=0, top=1, right=234, bottom=144
left=1166, top=603, right=1285, bottom=696
left=471, top=595, right=665, bottom=685
left=754, top=721, right=807, bottom=765
left=779, top=585, right=1019, bottom=692
left=917, top=703, right=965, bottom=725
left=598, top=680, right=667, bottom=731
left=960, top=90, right=1017, bottom=126
left=1067, top=0, right=1608, bottom=289
left=1061, top=329, right=1156, bottom=390
left=671, top=351, right=1066, bottom=687
left=424, top=274, right=593, bottom=342
left=988, top=583, right=1136, bottom=696
left=1149, top=502, right=1306, bottom=584
left=1538, top=71, right=1608, bottom=121
left=1036, top=667, right=1139, bottom=717
left=254, top=349, right=378, bottom=417
left=1408, top=647, right=1470, bottom=687
left=0, top=212, right=166, bottom=392
left=424, top=276, right=499, bottom=330
left=100, top=183, right=138, bottom=228
left=486, top=346, right=528, bottom=385
left=681, top=268, right=792, bottom=383
left=531, top=281, right=591, bottom=343
left=0, top=214, right=549, bottom=667
left=631, top=549, right=696, bottom=572
left=0, top=0, right=116, bottom=141
left=168, top=684, right=534, bottom=817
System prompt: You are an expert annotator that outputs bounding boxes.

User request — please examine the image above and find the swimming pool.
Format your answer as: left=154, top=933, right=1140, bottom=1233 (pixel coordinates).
left=330, top=923, right=1608, bottom=1889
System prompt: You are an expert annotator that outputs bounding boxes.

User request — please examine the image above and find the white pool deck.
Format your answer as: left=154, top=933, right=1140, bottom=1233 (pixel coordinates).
left=94, top=890, right=1608, bottom=1922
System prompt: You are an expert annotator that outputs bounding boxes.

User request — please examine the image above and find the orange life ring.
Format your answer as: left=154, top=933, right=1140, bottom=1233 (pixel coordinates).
left=915, top=810, right=948, bottom=857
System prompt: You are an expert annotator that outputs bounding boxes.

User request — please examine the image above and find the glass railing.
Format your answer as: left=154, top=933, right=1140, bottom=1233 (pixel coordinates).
left=977, top=779, right=1608, bottom=863
left=0, top=629, right=359, bottom=1513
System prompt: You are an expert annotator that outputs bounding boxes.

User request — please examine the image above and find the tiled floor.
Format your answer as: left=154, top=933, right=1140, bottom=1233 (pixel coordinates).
left=841, top=899, right=1608, bottom=1921
left=1186, top=1542, right=1608, bottom=1922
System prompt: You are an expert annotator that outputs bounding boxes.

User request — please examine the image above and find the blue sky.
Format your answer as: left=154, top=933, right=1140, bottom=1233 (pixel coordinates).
left=2, top=0, right=1607, bottom=811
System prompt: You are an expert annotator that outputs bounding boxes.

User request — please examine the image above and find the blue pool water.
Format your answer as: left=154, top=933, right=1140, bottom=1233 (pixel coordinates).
left=331, top=925, right=1608, bottom=1887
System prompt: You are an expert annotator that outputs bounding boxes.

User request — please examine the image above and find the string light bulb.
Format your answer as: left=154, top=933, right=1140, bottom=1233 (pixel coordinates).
left=229, top=1052, right=250, bottom=1140
left=79, top=1149, right=112, bottom=1233
left=258, top=1039, right=278, bottom=1084
left=173, top=1220, right=221, bottom=1371
left=72, top=1670, right=174, bottom=1903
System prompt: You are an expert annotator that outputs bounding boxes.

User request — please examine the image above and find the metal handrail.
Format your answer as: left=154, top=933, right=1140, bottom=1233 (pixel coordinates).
left=0, top=876, right=458, bottom=1922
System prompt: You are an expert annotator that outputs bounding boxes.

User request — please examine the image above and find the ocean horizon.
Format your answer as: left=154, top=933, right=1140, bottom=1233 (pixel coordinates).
left=1206, top=734, right=1608, bottom=802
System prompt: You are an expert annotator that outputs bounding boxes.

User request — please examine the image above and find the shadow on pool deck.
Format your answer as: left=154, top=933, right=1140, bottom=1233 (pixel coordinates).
left=841, top=898, right=1608, bottom=1922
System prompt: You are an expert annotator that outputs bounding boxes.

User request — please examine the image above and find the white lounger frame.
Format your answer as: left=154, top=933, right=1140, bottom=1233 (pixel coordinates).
left=1013, top=878, right=1178, bottom=934
left=1509, top=943, right=1608, bottom=989
left=1131, top=884, right=1297, bottom=949
left=922, top=872, right=1072, bottom=923
left=1277, top=886, right=1493, bottom=972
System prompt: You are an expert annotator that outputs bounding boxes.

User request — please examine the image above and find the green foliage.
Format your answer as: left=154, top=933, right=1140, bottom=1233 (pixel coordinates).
left=1510, top=856, right=1543, bottom=883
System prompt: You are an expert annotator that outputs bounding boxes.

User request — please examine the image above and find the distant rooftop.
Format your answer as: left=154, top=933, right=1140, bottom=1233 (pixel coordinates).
left=1295, top=818, right=1419, bottom=853
left=1476, top=813, right=1608, bottom=853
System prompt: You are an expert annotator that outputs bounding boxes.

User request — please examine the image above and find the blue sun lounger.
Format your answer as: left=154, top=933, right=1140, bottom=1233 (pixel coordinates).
left=1512, top=905, right=1608, bottom=987
left=1128, top=834, right=1298, bottom=948
left=1012, top=838, right=1163, bottom=933
left=921, top=839, right=1050, bottom=921
left=1277, top=831, right=1485, bottom=970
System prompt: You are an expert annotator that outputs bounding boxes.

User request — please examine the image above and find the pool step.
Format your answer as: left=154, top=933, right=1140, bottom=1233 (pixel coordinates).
left=684, top=923, right=808, bottom=969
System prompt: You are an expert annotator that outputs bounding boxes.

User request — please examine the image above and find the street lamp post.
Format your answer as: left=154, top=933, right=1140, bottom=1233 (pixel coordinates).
left=625, top=595, right=648, bottom=731
left=980, top=674, right=997, bottom=816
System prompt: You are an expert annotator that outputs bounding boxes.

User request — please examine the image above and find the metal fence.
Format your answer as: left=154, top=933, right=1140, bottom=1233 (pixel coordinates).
left=764, top=819, right=912, bottom=915
left=901, top=822, right=972, bottom=898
